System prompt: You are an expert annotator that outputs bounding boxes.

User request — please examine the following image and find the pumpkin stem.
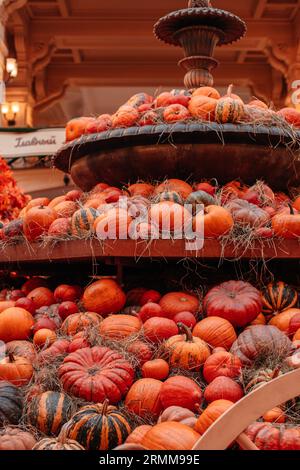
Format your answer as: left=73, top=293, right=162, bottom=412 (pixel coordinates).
left=227, top=84, right=234, bottom=97
left=288, top=203, right=295, bottom=215
left=101, top=399, right=110, bottom=415
left=177, top=322, right=193, bottom=342
left=8, top=352, right=15, bottom=362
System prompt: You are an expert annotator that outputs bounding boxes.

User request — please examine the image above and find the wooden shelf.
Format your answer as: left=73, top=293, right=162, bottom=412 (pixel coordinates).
left=0, top=238, right=299, bottom=269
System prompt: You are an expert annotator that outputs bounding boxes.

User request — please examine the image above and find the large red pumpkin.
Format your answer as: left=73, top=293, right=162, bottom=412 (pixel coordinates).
left=58, top=346, right=134, bottom=404
left=203, top=351, right=242, bottom=383
left=27, top=287, right=55, bottom=309
left=203, top=281, right=262, bottom=327
left=125, top=378, right=163, bottom=418
left=204, top=376, right=244, bottom=403
left=82, top=279, right=126, bottom=316
left=246, top=422, right=300, bottom=450
left=160, top=376, right=202, bottom=412
left=159, top=292, right=199, bottom=319
left=143, top=317, right=178, bottom=343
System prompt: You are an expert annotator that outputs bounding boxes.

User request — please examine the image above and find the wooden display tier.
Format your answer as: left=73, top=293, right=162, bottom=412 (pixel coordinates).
left=0, top=238, right=300, bottom=269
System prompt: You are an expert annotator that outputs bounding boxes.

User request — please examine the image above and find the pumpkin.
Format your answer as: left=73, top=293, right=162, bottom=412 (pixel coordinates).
left=163, top=104, right=190, bottom=123
left=38, top=338, right=70, bottom=364
left=54, top=284, right=82, bottom=303
left=27, top=391, right=75, bottom=435
left=143, top=317, right=178, bottom=343
left=142, top=359, right=169, bottom=380
left=154, top=179, right=193, bottom=200
left=3, top=218, right=23, bottom=238
left=160, top=376, right=202, bottom=412
left=159, top=291, right=199, bottom=319
left=245, top=368, right=282, bottom=393
left=150, top=201, right=191, bottom=234
left=250, top=313, right=267, bottom=326
left=139, top=302, right=164, bottom=322
left=94, top=208, right=132, bottom=240
left=164, top=323, right=210, bottom=371
left=203, top=351, right=242, bottom=383
left=48, top=195, right=66, bottom=209
left=193, top=317, right=237, bottom=350
left=173, top=311, right=197, bottom=329
left=33, top=328, right=57, bottom=348
left=71, top=208, right=98, bottom=237
left=99, top=314, right=141, bottom=339
left=153, top=190, right=183, bottom=205
left=0, top=300, right=15, bottom=312
left=53, top=201, right=77, bottom=218
left=141, top=422, right=200, bottom=450
left=272, top=204, right=300, bottom=239
left=126, top=287, right=147, bottom=306
left=66, top=189, right=82, bottom=202
left=215, top=84, right=244, bottom=123
left=4, top=340, right=36, bottom=362
left=58, top=301, right=79, bottom=320
left=22, top=277, right=48, bottom=295
left=230, top=325, right=292, bottom=366
left=127, top=183, right=154, bottom=198
left=33, top=436, right=84, bottom=450
left=27, top=287, right=55, bottom=309
left=193, top=205, right=234, bottom=238
left=192, top=86, right=220, bottom=100
left=67, top=331, right=91, bottom=353
left=0, top=353, right=33, bottom=386
left=245, top=422, right=300, bottom=450
left=277, top=107, right=300, bottom=128
left=0, top=381, right=23, bottom=425
left=290, top=313, right=300, bottom=337
left=82, top=279, right=126, bottom=316
left=261, top=281, right=298, bottom=315
left=23, top=205, right=56, bottom=241
left=203, top=281, right=262, bottom=327
left=186, top=190, right=216, bottom=213
left=158, top=406, right=197, bottom=428
left=225, top=198, right=270, bottom=228
left=125, top=378, right=163, bottom=418
left=204, top=376, right=243, bottom=403
left=188, top=95, right=217, bottom=121
left=0, top=307, right=34, bottom=342
left=61, top=312, right=102, bottom=336
left=248, top=99, right=268, bottom=110
left=25, top=197, right=50, bottom=211
left=269, top=308, right=300, bottom=335
left=48, top=218, right=71, bottom=238
left=126, top=425, right=152, bottom=445
left=33, top=307, right=61, bottom=333
left=59, top=346, right=134, bottom=404
left=263, top=407, right=286, bottom=423
left=194, top=399, right=234, bottom=435
left=112, top=105, right=139, bottom=128
left=0, top=427, right=37, bottom=450
left=126, top=340, right=153, bottom=365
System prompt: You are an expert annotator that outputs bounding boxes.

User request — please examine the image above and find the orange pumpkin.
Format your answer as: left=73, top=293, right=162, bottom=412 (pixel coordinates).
left=248, top=99, right=268, bottom=110
left=65, top=117, right=95, bottom=141
left=23, top=206, right=56, bottom=241
left=82, top=279, right=126, bottom=316
left=0, top=300, right=15, bottom=313
left=193, top=205, right=234, bottom=238
left=216, top=85, right=244, bottom=123
left=250, top=313, right=266, bottom=326
left=159, top=291, right=199, bottom=319
left=2, top=340, right=36, bottom=362
left=48, top=218, right=71, bottom=238
left=61, top=312, right=102, bottom=336
left=112, top=106, right=139, bottom=128
left=193, top=317, right=237, bottom=350
left=160, top=376, right=202, bottom=412
left=48, top=195, right=66, bottom=209
left=272, top=205, right=300, bottom=239
left=150, top=201, right=191, bottom=234
left=53, top=201, right=77, bottom=219
left=141, top=422, right=200, bottom=450
left=0, top=307, right=34, bottom=342
left=163, top=104, right=190, bottom=123
left=192, top=87, right=220, bottom=100
left=263, top=407, right=286, bottom=423
left=125, top=378, right=163, bottom=418
left=25, top=197, right=50, bottom=212
left=154, top=179, right=193, bottom=200
left=27, top=287, right=55, bottom=309
left=188, top=95, right=217, bottom=121
left=194, top=399, right=234, bottom=434
left=203, top=351, right=242, bottom=383
left=127, top=183, right=154, bottom=198
left=125, top=425, right=152, bottom=445
left=99, top=314, right=142, bottom=339
left=33, top=328, right=57, bottom=348
left=268, top=308, right=300, bottom=335
left=142, top=359, right=169, bottom=380
left=293, top=196, right=300, bottom=211
left=0, top=353, right=33, bottom=386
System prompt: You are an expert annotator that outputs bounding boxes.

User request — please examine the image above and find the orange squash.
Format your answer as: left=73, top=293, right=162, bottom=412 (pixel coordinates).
left=263, top=407, right=286, bottom=423
left=126, top=425, right=152, bottom=445
left=193, top=205, right=234, bottom=238
left=23, top=206, right=56, bottom=241
left=99, top=314, right=142, bottom=340
left=194, top=399, right=234, bottom=434
left=269, top=308, right=300, bottom=335
left=82, top=279, right=126, bottom=316
left=193, top=316, right=237, bottom=350
left=125, top=378, right=163, bottom=418
left=141, top=422, right=200, bottom=450
left=188, top=95, right=217, bottom=121
left=154, top=179, right=193, bottom=200
left=0, top=353, right=33, bottom=387
left=61, top=312, right=102, bottom=336
left=192, top=87, right=220, bottom=100
left=0, top=307, right=34, bottom=342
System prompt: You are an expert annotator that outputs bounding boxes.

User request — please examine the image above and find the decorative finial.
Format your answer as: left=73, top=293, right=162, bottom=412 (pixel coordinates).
left=188, top=0, right=212, bottom=7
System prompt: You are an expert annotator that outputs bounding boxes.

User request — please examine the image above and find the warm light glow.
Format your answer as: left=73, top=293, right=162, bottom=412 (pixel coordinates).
left=6, top=58, right=18, bottom=77
left=1, top=103, right=9, bottom=115
left=11, top=102, right=20, bottom=114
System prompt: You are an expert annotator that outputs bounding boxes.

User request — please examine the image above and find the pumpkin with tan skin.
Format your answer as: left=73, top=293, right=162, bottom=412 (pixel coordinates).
left=158, top=406, right=197, bottom=428
left=0, top=427, right=37, bottom=450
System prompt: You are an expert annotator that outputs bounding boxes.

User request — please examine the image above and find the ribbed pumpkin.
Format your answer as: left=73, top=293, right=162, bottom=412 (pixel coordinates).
left=61, top=311, right=102, bottom=336
left=82, top=279, right=126, bottom=316
left=0, top=427, right=37, bottom=450
left=203, top=351, right=242, bottom=383
left=99, top=314, right=142, bottom=339
left=153, top=190, right=183, bottom=205
left=215, top=85, right=244, bottom=123
left=23, top=205, right=56, bottom=241
left=0, top=381, right=23, bottom=425
left=194, top=399, right=234, bottom=435
left=71, top=208, right=98, bottom=237
left=188, top=95, right=217, bottom=121
left=160, top=376, right=202, bottom=412
left=0, top=307, right=34, bottom=342
left=159, top=291, right=199, bottom=319
left=154, top=179, right=193, bottom=200
left=158, top=406, right=197, bottom=428
left=204, top=376, right=244, bottom=403
left=60, top=401, right=131, bottom=450
left=164, top=323, right=210, bottom=371
left=27, top=391, right=75, bottom=435
left=125, top=378, right=163, bottom=419
left=141, top=422, right=200, bottom=450
left=4, top=340, right=36, bottom=362
left=33, top=436, right=84, bottom=450
left=261, top=281, right=298, bottom=315
left=245, top=422, right=300, bottom=450
left=0, top=353, right=33, bottom=386
left=59, top=346, right=134, bottom=404
left=193, top=317, right=237, bottom=350
left=126, top=425, right=152, bottom=445
left=269, top=308, right=300, bottom=335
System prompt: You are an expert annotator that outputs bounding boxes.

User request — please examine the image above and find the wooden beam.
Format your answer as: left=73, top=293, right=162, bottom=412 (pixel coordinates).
left=57, top=0, right=69, bottom=17
left=254, top=0, right=267, bottom=19
left=71, top=48, right=81, bottom=64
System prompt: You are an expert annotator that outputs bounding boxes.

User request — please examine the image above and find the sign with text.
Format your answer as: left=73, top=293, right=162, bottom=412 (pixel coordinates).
left=0, top=128, right=65, bottom=158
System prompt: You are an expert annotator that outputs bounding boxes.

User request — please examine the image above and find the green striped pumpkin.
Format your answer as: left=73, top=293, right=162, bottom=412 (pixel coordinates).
left=215, top=98, right=244, bottom=124
left=186, top=190, right=216, bottom=213
left=71, top=208, right=98, bottom=237
left=261, top=281, right=298, bottom=315
left=27, top=391, right=75, bottom=436
left=59, top=401, right=131, bottom=450
left=153, top=191, right=183, bottom=205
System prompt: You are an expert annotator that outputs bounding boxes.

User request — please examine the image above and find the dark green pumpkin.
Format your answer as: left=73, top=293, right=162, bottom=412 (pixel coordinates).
left=186, top=190, right=216, bottom=214
left=215, top=98, right=244, bottom=124
left=0, top=381, right=23, bottom=426
left=59, top=401, right=131, bottom=450
left=153, top=191, right=183, bottom=205
left=27, top=391, right=75, bottom=436
left=261, top=281, right=298, bottom=315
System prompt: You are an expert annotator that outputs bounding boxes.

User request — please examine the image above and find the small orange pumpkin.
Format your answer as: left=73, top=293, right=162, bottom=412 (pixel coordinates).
left=33, top=328, right=57, bottom=348
left=215, top=84, right=244, bottom=123
left=193, top=205, right=234, bottom=238
left=194, top=399, right=234, bottom=434
left=112, top=106, right=139, bottom=128
left=188, top=95, right=217, bottom=121
left=0, top=353, right=33, bottom=386
left=99, top=314, right=142, bottom=339
left=23, top=206, right=56, bottom=241
left=263, top=407, right=286, bottom=423
left=192, top=87, right=220, bottom=100
left=193, top=316, right=237, bottom=350
left=142, top=359, right=169, bottom=380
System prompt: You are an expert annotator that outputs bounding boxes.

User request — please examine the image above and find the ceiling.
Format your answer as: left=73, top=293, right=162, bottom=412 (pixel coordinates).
left=4, top=0, right=300, bottom=126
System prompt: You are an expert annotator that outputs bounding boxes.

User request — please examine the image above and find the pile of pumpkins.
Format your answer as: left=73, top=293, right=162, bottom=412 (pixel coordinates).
left=1, top=276, right=300, bottom=450
left=64, top=87, right=300, bottom=142
left=1, top=178, right=300, bottom=243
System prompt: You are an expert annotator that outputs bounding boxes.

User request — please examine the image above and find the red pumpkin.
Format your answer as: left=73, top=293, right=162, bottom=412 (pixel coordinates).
left=48, top=218, right=71, bottom=238
left=246, top=422, right=300, bottom=450
left=203, top=281, right=262, bottom=327
left=160, top=376, right=202, bottom=412
left=58, top=301, right=79, bottom=320
left=204, top=376, right=243, bottom=403
left=59, top=346, right=134, bottom=404
left=139, top=303, right=164, bottom=323
left=159, top=292, right=199, bottom=319
left=65, top=117, right=95, bottom=141
left=173, top=311, right=197, bottom=329
left=53, top=201, right=77, bottom=219
left=155, top=91, right=190, bottom=108
left=15, top=298, right=35, bottom=314
left=143, top=317, right=178, bottom=343
left=65, top=189, right=83, bottom=202
left=277, top=108, right=300, bottom=128
left=140, top=290, right=161, bottom=305
left=38, top=338, right=70, bottom=364
left=82, top=279, right=126, bottom=316
left=22, top=278, right=48, bottom=295
left=61, top=312, right=102, bottom=336
left=54, top=284, right=82, bottom=303
left=142, top=359, right=170, bottom=380
left=112, top=106, right=139, bottom=128
left=67, top=331, right=91, bottom=353
left=126, top=340, right=153, bottom=366
left=23, top=206, right=56, bottom=241
left=163, top=104, right=190, bottom=123
left=203, top=351, right=242, bottom=383
left=127, top=183, right=154, bottom=199
left=126, top=287, right=147, bottom=306
left=27, top=287, right=55, bottom=309
left=125, top=378, right=163, bottom=418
